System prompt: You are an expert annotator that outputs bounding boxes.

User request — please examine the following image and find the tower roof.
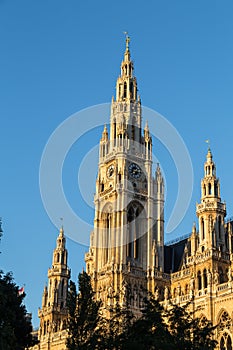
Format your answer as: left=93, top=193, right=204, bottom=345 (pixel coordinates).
left=206, top=147, right=213, bottom=163
left=123, top=33, right=131, bottom=62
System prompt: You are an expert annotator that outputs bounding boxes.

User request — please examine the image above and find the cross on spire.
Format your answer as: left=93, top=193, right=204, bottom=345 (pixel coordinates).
left=123, top=31, right=130, bottom=50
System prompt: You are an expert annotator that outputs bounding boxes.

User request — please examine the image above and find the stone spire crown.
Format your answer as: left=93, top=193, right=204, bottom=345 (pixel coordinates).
left=115, top=35, right=138, bottom=102
left=204, top=147, right=216, bottom=178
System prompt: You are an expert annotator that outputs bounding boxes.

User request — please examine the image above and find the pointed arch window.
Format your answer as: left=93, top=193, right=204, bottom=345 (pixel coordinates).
left=113, top=119, right=116, bottom=144
left=219, top=267, right=224, bottom=284
left=129, top=63, right=132, bottom=76
left=61, top=251, right=65, bottom=264
left=218, top=216, right=222, bottom=240
left=197, top=271, right=202, bottom=290
left=201, top=218, right=205, bottom=240
left=218, top=311, right=232, bottom=350
left=127, top=202, right=143, bottom=260
left=203, top=269, right=208, bottom=289
left=130, top=82, right=133, bottom=98
left=208, top=183, right=212, bottom=195
left=123, top=82, right=127, bottom=99
left=61, top=279, right=64, bottom=297
left=214, top=181, right=218, bottom=196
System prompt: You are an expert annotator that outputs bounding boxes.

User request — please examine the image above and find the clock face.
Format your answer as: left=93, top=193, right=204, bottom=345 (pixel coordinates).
left=128, top=162, right=142, bottom=179
left=107, top=164, right=115, bottom=178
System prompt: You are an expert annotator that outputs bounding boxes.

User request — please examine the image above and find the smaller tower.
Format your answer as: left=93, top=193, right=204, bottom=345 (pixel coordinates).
left=154, top=163, right=165, bottom=270
left=38, top=227, right=70, bottom=344
left=196, top=148, right=226, bottom=252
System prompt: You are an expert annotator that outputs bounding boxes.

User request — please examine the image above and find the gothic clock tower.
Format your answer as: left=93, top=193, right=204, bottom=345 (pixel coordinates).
left=85, top=36, right=165, bottom=313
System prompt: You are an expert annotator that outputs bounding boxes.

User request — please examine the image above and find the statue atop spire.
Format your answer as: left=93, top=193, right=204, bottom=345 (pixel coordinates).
left=123, top=31, right=130, bottom=51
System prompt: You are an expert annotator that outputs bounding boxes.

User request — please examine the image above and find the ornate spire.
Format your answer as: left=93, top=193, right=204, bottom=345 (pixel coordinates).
left=196, top=148, right=226, bottom=252
left=115, top=35, right=138, bottom=102
left=101, top=124, right=108, bottom=141
left=38, top=226, right=70, bottom=341
left=123, top=32, right=131, bottom=62
left=207, top=148, right=212, bottom=162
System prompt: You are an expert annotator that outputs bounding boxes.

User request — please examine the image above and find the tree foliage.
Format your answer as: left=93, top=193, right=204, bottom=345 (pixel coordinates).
left=98, top=295, right=134, bottom=350
left=0, top=271, right=34, bottom=350
left=66, top=277, right=217, bottom=350
left=66, top=271, right=101, bottom=350
left=167, top=301, right=217, bottom=350
left=123, top=295, right=217, bottom=350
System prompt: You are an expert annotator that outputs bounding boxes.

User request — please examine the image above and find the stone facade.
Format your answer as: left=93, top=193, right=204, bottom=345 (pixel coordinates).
left=30, top=228, right=70, bottom=350
left=31, top=37, right=233, bottom=350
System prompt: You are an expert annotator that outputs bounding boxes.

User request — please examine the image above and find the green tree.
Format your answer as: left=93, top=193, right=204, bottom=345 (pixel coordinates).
left=123, top=294, right=217, bottom=350
left=99, top=293, right=134, bottom=350
left=66, top=271, right=101, bottom=350
left=0, top=271, right=34, bottom=350
left=167, top=302, right=217, bottom=350
left=123, top=294, right=172, bottom=350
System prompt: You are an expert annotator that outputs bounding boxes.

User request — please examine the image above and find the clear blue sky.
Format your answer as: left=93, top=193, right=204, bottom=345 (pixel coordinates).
left=1, top=0, right=233, bottom=328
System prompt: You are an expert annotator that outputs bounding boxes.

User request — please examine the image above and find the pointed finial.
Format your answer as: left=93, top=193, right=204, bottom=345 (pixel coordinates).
left=205, top=140, right=213, bottom=162
left=145, top=120, right=149, bottom=131
left=102, top=124, right=108, bottom=141
left=123, top=31, right=130, bottom=50
left=59, top=218, right=64, bottom=236
left=205, top=139, right=211, bottom=151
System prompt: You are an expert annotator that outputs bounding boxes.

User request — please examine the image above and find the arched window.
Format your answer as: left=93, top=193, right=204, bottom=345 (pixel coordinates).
left=129, top=63, right=132, bottom=76
left=130, top=82, right=133, bottom=98
left=220, top=333, right=232, bottom=350
left=214, top=181, right=218, bottom=196
left=208, top=182, right=212, bottom=195
left=127, top=202, right=143, bottom=261
left=61, top=251, right=65, bottom=264
left=113, top=120, right=116, bottom=144
left=118, top=84, right=121, bottom=99
left=218, top=310, right=232, bottom=350
left=204, top=184, right=206, bottom=196
left=203, top=269, right=208, bottom=289
left=197, top=271, right=202, bottom=290
left=201, top=218, right=205, bottom=240
left=61, top=279, right=64, bottom=297
left=219, top=267, right=224, bottom=284
left=218, top=216, right=222, bottom=240
left=56, top=253, right=60, bottom=263
left=124, top=82, right=127, bottom=99
left=127, top=206, right=134, bottom=258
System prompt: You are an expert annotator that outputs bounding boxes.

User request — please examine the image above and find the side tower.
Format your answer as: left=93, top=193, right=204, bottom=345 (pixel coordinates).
left=38, top=227, right=70, bottom=349
left=196, top=147, right=227, bottom=253
left=170, top=148, right=232, bottom=326
left=85, top=37, right=165, bottom=314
